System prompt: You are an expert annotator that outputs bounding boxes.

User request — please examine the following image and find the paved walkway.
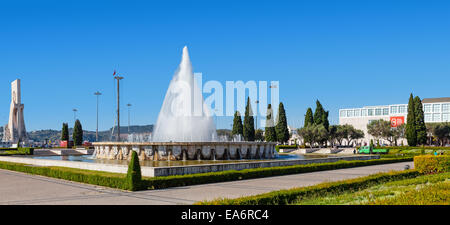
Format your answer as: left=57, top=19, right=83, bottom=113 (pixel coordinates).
left=0, top=161, right=413, bottom=205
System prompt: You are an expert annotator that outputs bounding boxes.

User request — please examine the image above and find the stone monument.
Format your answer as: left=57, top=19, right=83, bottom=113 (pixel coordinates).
left=3, top=79, right=28, bottom=143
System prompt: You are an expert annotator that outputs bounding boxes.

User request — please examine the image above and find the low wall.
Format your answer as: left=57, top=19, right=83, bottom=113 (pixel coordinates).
left=0, top=155, right=380, bottom=177
left=92, top=142, right=278, bottom=161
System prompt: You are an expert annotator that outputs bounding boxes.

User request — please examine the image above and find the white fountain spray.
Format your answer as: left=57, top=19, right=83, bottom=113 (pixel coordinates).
left=152, top=46, right=217, bottom=142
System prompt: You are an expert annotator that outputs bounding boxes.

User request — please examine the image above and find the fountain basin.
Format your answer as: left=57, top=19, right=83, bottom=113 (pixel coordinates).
left=93, top=142, right=277, bottom=161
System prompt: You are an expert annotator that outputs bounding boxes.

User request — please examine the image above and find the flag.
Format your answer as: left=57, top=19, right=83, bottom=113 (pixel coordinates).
left=113, top=70, right=116, bottom=76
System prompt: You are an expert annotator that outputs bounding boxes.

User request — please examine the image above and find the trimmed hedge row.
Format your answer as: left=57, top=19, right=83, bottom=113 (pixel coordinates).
left=275, top=145, right=298, bottom=152
left=0, top=156, right=413, bottom=191
left=386, top=146, right=450, bottom=150
left=196, top=170, right=420, bottom=205
left=0, top=147, right=34, bottom=156
left=0, top=161, right=129, bottom=190
left=141, top=157, right=413, bottom=190
left=414, top=155, right=450, bottom=174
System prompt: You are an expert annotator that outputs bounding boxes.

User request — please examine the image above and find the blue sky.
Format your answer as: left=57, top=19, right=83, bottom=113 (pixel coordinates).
left=1, top=0, right=449, bottom=131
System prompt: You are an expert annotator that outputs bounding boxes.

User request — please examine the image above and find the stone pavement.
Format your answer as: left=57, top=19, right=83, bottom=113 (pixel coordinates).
left=0, top=161, right=413, bottom=205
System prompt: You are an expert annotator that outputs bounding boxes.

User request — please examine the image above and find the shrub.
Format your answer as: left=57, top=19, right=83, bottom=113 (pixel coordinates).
left=414, top=155, right=450, bottom=174
left=126, top=151, right=142, bottom=191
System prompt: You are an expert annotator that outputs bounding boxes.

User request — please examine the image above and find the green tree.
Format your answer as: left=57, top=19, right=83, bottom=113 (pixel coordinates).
left=61, top=123, right=69, bottom=141
left=243, top=97, right=255, bottom=141
left=414, top=96, right=427, bottom=145
left=232, top=111, right=243, bottom=138
left=298, top=124, right=327, bottom=148
left=275, top=102, right=289, bottom=143
left=126, top=151, right=142, bottom=191
left=73, top=119, right=83, bottom=146
left=406, top=94, right=417, bottom=146
left=264, top=104, right=277, bottom=142
left=304, top=107, right=314, bottom=128
left=313, top=100, right=325, bottom=126
left=432, top=123, right=450, bottom=146
left=255, top=129, right=264, bottom=141
left=367, top=119, right=386, bottom=145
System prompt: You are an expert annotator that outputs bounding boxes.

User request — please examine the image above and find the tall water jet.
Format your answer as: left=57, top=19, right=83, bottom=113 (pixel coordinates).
left=152, top=46, right=217, bottom=142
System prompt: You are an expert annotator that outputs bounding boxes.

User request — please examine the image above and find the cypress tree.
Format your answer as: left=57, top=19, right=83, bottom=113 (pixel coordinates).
left=231, top=111, right=243, bottom=137
left=73, top=119, right=83, bottom=146
left=61, top=123, right=69, bottom=141
left=414, top=96, right=427, bottom=145
left=406, top=94, right=417, bottom=146
left=275, top=102, right=289, bottom=143
left=126, top=151, right=142, bottom=191
left=243, top=97, right=255, bottom=141
left=313, top=100, right=324, bottom=126
left=322, top=111, right=330, bottom=131
left=304, top=108, right=314, bottom=127
left=265, top=104, right=277, bottom=142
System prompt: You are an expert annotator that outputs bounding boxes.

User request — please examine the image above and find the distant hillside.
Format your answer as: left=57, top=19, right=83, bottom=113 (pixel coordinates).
left=27, top=125, right=154, bottom=143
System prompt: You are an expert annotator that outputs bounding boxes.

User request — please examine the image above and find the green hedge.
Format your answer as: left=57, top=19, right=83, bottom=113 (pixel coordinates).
left=0, top=161, right=129, bottom=190
left=0, top=157, right=413, bottom=191
left=140, top=157, right=413, bottom=190
left=386, top=146, right=450, bottom=150
left=414, top=155, right=450, bottom=174
left=197, top=170, right=420, bottom=205
left=0, top=147, right=34, bottom=156
left=275, top=145, right=298, bottom=152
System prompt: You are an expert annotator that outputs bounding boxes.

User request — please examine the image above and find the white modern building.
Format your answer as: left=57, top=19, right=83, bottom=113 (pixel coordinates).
left=339, top=97, right=450, bottom=145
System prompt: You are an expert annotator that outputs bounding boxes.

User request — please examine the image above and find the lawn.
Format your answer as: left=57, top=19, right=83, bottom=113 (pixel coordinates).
left=294, top=172, right=449, bottom=205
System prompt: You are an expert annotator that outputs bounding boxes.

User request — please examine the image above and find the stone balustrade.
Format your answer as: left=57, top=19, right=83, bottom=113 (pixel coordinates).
left=92, top=142, right=277, bottom=161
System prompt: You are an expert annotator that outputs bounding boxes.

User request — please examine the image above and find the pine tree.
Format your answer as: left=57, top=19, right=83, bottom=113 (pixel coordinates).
left=73, top=119, right=83, bottom=146
left=232, top=111, right=243, bottom=137
left=126, top=151, right=142, bottom=191
left=406, top=94, right=417, bottom=146
left=243, top=97, right=255, bottom=141
left=265, top=104, right=277, bottom=142
left=304, top=108, right=314, bottom=127
left=414, top=96, right=427, bottom=145
left=275, top=102, right=289, bottom=143
left=61, top=123, right=69, bottom=141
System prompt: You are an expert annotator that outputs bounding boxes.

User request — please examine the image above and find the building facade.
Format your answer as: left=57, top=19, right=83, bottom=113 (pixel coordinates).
left=339, top=97, right=450, bottom=145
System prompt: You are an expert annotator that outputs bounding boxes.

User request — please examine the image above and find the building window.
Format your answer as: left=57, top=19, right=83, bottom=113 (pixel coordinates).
left=424, top=104, right=432, bottom=113
left=443, top=113, right=450, bottom=122
left=368, top=109, right=374, bottom=116
left=375, top=108, right=382, bottom=116
left=442, top=103, right=450, bottom=113
left=362, top=109, right=368, bottom=117
left=399, top=105, right=407, bottom=114
left=383, top=108, right=389, bottom=115
left=425, top=113, right=432, bottom=122
left=390, top=106, right=398, bottom=114
left=354, top=109, right=360, bottom=117
left=340, top=110, right=346, bottom=117
left=347, top=110, right=354, bottom=117
left=433, top=113, right=441, bottom=122
left=433, top=104, right=441, bottom=113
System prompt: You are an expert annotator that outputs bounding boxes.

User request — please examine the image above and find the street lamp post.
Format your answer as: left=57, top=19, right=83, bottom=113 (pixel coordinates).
left=94, top=91, right=102, bottom=142
left=114, top=75, right=124, bottom=142
left=255, top=100, right=259, bottom=130
left=72, top=108, right=78, bottom=123
left=127, top=103, right=132, bottom=135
